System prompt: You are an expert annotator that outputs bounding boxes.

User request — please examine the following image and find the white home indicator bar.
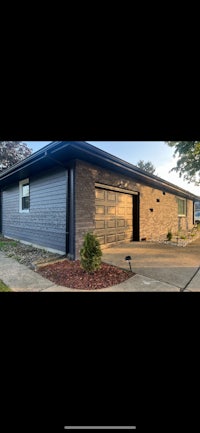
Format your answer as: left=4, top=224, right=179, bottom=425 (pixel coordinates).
left=64, top=425, right=136, bottom=430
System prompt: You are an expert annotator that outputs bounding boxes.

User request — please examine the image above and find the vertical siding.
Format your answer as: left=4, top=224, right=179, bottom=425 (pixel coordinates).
left=2, top=168, right=67, bottom=253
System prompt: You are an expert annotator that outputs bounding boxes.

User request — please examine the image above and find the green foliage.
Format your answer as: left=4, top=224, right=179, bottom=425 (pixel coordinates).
left=0, top=279, right=11, bottom=292
left=0, top=241, right=18, bottom=250
left=166, top=141, right=200, bottom=185
left=137, top=160, right=156, bottom=175
left=167, top=230, right=172, bottom=241
left=80, top=232, right=102, bottom=273
left=0, top=141, right=32, bottom=171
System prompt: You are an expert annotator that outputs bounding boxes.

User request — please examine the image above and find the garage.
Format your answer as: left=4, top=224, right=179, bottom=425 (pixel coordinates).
left=94, top=185, right=135, bottom=246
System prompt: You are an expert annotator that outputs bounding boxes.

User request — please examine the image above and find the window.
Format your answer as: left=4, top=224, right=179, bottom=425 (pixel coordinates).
left=177, top=197, right=186, bottom=216
left=19, top=179, right=30, bottom=212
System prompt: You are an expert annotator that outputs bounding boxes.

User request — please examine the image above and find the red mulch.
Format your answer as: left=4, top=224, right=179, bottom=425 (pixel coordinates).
left=37, top=260, right=134, bottom=290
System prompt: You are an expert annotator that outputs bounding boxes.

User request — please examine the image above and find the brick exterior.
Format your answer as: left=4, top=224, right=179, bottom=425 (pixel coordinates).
left=75, top=160, right=194, bottom=258
left=139, top=185, right=194, bottom=241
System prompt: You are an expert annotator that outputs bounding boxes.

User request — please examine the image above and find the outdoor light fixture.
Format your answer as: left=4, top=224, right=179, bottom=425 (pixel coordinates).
left=125, top=255, right=132, bottom=271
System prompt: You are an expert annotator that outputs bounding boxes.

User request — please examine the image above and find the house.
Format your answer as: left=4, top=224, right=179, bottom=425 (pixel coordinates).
left=0, top=141, right=199, bottom=259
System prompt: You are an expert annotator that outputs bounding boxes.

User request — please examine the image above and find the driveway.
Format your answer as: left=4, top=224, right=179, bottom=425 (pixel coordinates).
left=102, top=237, right=200, bottom=291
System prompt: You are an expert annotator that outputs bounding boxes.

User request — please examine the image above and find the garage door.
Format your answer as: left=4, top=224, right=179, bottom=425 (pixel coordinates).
left=94, top=187, right=133, bottom=246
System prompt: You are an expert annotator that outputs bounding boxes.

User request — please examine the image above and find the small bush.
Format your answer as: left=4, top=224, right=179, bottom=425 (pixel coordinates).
left=167, top=230, right=172, bottom=241
left=80, top=232, right=102, bottom=273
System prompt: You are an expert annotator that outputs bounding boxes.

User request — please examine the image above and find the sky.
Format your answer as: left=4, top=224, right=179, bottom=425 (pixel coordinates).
left=25, top=141, right=200, bottom=197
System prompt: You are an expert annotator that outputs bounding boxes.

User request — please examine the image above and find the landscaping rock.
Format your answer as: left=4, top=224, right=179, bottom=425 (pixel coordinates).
left=0, top=235, right=63, bottom=270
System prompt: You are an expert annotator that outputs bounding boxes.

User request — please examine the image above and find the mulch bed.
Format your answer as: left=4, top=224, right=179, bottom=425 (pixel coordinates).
left=37, top=260, right=134, bottom=290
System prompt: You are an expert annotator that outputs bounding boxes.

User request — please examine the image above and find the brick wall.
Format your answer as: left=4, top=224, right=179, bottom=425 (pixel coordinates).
left=75, top=160, right=194, bottom=257
left=139, top=186, right=194, bottom=241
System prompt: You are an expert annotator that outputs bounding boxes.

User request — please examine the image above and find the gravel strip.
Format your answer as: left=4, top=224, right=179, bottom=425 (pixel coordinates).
left=0, top=235, right=63, bottom=270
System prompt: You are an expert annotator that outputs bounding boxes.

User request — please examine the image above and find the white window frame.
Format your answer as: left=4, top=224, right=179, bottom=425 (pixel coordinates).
left=19, top=178, right=30, bottom=213
left=177, top=197, right=187, bottom=217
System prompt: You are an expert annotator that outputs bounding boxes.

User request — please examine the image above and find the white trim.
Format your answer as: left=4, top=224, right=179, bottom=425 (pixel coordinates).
left=177, top=197, right=187, bottom=217
left=19, top=178, right=30, bottom=213
left=95, top=182, right=139, bottom=195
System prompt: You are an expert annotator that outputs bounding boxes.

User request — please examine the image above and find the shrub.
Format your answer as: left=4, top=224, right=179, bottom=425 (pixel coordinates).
left=167, top=230, right=172, bottom=241
left=80, top=232, right=102, bottom=273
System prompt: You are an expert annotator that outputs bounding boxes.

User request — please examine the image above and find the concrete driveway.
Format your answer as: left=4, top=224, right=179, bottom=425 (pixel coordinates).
left=102, top=237, right=200, bottom=291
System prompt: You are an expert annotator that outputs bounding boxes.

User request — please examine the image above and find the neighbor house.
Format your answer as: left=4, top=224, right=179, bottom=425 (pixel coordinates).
left=0, top=141, right=199, bottom=259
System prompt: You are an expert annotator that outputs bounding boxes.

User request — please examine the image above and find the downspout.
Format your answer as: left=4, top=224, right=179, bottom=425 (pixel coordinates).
left=68, top=163, right=76, bottom=260
left=193, top=201, right=195, bottom=225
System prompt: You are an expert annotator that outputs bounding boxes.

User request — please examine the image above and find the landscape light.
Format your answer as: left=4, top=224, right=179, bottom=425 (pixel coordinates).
left=125, top=255, right=132, bottom=271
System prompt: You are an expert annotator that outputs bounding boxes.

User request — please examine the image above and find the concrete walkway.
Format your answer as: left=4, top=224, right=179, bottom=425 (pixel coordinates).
left=1, top=241, right=200, bottom=291
left=0, top=251, right=181, bottom=292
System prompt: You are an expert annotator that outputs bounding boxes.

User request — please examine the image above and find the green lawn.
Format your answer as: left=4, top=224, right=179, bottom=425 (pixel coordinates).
left=0, top=279, right=11, bottom=292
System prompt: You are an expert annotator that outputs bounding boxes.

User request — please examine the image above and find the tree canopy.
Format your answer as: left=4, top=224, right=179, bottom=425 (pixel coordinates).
left=0, top=141, right=32, bottom=171
left=137, top=160, right=156, bottom=175
left=166, top=141, right=200, bottom=185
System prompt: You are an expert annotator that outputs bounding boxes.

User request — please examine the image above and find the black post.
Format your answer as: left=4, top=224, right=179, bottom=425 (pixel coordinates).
left=125, top=256, right=132, bottom=272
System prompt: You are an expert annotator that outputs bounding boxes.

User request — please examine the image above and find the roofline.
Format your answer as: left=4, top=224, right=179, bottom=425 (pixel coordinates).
left=0, top=141, right=199, bottom=200
left=53, top=141, right=199, bottom=200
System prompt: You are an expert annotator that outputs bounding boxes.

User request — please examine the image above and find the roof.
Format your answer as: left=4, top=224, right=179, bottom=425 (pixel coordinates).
left=0, top=141, right=199, bottom=200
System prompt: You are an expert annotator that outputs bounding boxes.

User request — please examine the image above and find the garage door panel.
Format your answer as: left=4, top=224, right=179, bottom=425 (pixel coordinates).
left=117, top=219, right=125, bottom=228
left=107, top=219, right=116, bottom=228
left=117, top=233, right=126, bottom=242
left=96, top=235, right=106, bottom=245
left=107, top=191, right=116, bottom=201
left=126, top=195, right=132, bottom=204
left=117, top=207, right=125, bottom=216
left=126, top=219, right=133, bottom=228
left=107, top=206, right=116, bottom=215
left=118, top=195, right=126, bottom=203
left=95, top=220, right=105, bottom=229
left=96, top=205, right=105, bottom=215
left=126, top=208, right=133, bottom=215
left=95, top=187, right=133, bottom=246
left=95, top=189, right=105, bottom=200
left=107, top=234, right=117, bottom=243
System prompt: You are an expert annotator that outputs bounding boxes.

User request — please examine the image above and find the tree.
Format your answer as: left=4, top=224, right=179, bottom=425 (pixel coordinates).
left=0, top=141, right=32, bottom=171
left=166, top=141, right=200, bottom=185
left=80, top=232, right=102, bottom=273
left=137, top=160, right=156, bottom=175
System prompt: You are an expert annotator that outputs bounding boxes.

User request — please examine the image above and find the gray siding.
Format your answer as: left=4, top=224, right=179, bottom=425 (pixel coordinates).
left=2, top=168, right=67, bottom=253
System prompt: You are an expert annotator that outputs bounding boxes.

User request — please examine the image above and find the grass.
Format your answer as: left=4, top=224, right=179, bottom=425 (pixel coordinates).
left=0, top=279, right=11, bottom=292
left=0, top=240, right=18, bottom=249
